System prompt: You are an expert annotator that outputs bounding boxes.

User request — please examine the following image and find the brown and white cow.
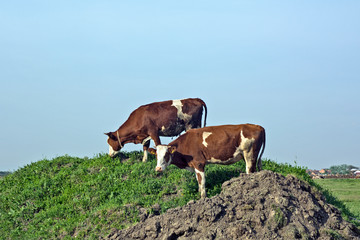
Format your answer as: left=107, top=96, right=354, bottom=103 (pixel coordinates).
left=153, top=124, right=265, bottom=198
left=105, top=98, right=207, bottom=162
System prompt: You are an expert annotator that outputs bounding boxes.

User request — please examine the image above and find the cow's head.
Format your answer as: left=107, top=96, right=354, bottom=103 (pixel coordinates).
left=155, top=145, right=177, bottom=172
left=104, top=132, right=123, bottom=158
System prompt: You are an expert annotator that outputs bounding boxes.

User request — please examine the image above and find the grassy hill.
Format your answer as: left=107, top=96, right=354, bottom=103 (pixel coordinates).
left=0, top=152, right=358, bottom=239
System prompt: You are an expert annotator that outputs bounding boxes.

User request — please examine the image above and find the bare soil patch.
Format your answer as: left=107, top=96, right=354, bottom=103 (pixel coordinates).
left=106, top=170, right=360, bottom=239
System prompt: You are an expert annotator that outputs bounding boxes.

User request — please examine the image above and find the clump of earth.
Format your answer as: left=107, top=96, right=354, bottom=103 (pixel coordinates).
left=106, top=170, right=360, bottom=239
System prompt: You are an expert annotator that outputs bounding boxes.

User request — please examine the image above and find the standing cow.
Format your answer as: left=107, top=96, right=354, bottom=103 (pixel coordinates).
left=105, top=98, right=207, bottom=162
left=153, top=124, right=265, bottom=198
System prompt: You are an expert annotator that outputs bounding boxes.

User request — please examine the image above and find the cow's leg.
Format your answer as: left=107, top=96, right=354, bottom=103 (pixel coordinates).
left=251, top=147, right=262, bottom=171
left=195, top=168, right=206, bottom=198
left=148, top=132, right=161, bottom=147
left=243, top=150, right=256, bottom=174
left=252, top=143, right=263, bottom=172
left=142, top=138, right=151, bottom=162
left=257, top=157, right=262, bottom=171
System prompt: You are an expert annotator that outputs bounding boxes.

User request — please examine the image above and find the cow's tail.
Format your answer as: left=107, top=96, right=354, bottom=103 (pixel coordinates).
left=257, top=128, right=266, bottom=171
left=199, top=98, right=207, bottom=127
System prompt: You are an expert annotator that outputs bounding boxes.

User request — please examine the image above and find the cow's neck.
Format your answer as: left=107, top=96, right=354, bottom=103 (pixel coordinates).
left=116, top=124, right=138, bottom=144
left=171, top=152, right=189, bottom=169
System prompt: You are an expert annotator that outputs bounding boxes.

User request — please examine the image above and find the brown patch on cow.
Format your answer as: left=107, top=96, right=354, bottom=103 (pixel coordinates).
left=196, top=172, right=202, bottom=184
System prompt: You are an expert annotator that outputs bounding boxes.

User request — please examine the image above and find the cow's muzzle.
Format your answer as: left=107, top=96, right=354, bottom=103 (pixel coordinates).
left=109, top=152, right=120, bottom=158
left=155, top=166, right=163, bottom=172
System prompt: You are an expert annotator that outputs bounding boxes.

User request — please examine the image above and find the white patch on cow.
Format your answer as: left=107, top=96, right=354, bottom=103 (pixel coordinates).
left=202, top=132, right=212, bottom=147
left=155, top=145, right=171, bottom=171
left=244, top=148, right=255, bottom=174
left=208, top=156, right=242, bottom=165
left=109, top=145, right=120, bottom=158
left=172, top=99, right=191, bottom=121
left=142, top=150, right=148, bottom=162
left=142, top=136, right=152, bottom=145
left=240, top=130, right=256, bottom=174
left=240, top=130, right=255, bottom=150
left=161, top=126, right=166, bottom=132
left=195, top=168, right=206, bottom=198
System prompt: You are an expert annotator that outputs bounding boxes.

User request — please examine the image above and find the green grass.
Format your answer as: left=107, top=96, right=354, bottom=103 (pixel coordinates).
left=0, top=153, right=358, bottom=239
left=0, top=152, right=197, bottom=239
left=314, top=178, right=360, bottom=219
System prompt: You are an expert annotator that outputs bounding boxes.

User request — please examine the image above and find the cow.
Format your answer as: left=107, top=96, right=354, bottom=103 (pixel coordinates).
left=105, top=98, right=207, bottom=162
left=152, top=124, right=265, bottom=198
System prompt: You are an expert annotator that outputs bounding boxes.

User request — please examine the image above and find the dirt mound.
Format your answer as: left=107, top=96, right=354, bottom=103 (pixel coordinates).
left=106, top=170, right=360, bottom=239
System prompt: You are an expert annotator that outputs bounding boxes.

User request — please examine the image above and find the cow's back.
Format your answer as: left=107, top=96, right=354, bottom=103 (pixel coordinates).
left=132, top=100, right=174, bottom=118
left=123, top=100, right=176, bottom=127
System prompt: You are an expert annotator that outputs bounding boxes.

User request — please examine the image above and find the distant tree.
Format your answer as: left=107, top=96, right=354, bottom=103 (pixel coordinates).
left=0, top=171, right=11, bottom=177
left=329, top=164, right=358, bottom=175
left=348, top=165, right=359, bottom=170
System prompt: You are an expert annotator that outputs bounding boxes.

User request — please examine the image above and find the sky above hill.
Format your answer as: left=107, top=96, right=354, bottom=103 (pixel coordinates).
left=1, top=1, right=359, bottom=171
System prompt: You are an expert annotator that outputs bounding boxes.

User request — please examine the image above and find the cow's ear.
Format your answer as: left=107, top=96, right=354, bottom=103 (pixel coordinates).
left=148, top=148, right=157, bottom=155
left=105, top=132, right=116, bottom=140
left=170, top=146, right=177, bottom=154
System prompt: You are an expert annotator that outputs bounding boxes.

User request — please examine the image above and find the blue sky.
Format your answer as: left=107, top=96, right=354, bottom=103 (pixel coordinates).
left=1, top=1, right=359, bottom=171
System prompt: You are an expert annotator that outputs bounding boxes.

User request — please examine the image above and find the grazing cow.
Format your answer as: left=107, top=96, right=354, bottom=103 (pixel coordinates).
left=105, top=98, right=207, bottom=162
left=152, top=124, right=265, bottom=198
